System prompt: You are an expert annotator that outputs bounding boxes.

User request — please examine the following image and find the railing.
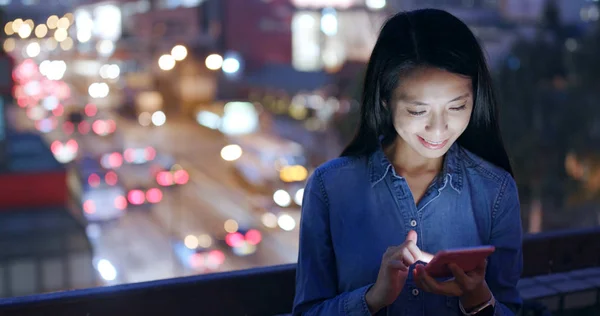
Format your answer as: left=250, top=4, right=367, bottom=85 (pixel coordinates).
left=0, top=228, right=599, bottom=316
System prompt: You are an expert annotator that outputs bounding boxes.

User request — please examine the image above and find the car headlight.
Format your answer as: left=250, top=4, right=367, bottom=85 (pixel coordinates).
left=273, top=189, right=291, bottom=207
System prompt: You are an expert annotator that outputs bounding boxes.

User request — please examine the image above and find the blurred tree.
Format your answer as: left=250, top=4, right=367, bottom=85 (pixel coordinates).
left=495, top=0, right=571, bottom=232
left=562, top=1, right=600, bottom=212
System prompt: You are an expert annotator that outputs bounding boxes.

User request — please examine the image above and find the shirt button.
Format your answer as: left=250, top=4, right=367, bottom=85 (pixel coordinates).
left=412, top=288, right=419, bottom=296
left=410, top=219, right=417, bottom=227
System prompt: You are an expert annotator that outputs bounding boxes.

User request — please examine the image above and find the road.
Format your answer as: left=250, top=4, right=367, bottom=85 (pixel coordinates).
left=11, top=104, right=301, bottom=286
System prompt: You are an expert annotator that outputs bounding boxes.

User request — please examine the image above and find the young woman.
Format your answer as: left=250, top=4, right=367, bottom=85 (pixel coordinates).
left=293, top=9, right=522, bottom=316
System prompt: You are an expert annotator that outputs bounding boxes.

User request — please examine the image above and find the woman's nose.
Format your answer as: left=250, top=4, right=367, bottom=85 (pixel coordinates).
left=425, top=113, right=448, bottom=135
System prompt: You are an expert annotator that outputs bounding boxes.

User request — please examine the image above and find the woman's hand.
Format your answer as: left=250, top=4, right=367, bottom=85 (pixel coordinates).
left=413, top=259, right=493, bottom=310
left=365, top=230, right=432, bottom=314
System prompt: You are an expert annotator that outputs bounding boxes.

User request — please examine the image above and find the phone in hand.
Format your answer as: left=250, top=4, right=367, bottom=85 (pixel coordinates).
left=424, top=245, right=495, bottom=278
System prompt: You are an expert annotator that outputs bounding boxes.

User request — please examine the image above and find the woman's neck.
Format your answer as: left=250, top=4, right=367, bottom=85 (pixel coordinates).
left=384, top=138, right=444, bottom=177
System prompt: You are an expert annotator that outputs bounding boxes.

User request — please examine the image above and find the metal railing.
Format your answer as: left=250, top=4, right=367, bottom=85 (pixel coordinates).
left=0, top=227, right=599, bottom=315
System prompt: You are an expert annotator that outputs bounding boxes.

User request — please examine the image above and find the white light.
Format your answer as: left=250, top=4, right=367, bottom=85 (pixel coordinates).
left=196, top=111, right=221, bottom=129
left=205, top=54, right=223, bottom=70
left=219, top=101, right=259, bottom=135
left=220, top=144, right=242, bottom=161
left=45, top=60, right=67, bottom=80
left=88, top=82, right=110, bottom=98
left=96, top=259, right=117, bottom=281
left=93, top=5, right=122, bottom=41
left=77, top=29, right=92, bottom=42
left=277, top=213, right=296, bottom=231
left=96, top=40, right=115, bottom=57
left=222, top=57, right=240, bottom=74
left=25, top=42, right=41, bottom=57
left=294, top=188, right=304, bottom=205
left=171, top=45, right=188, bottom=61
left=184, top=235, right=199, bottom=249
left=366, top=0, right=386, bottom=10
left=151, top=111, right=166, bottom=126
left=273, top=189, right=292, bottom=207
left=158, top=54, right=176, bottom=71
left=18, top=24, right=32, bottom=38
left=320, top=11, right=338, bottom=36
left=291, top=0, right=353, bottom=9
left=100, top=64, right=120, bottom=79
left=42, top=96, right=59, bottom=110
left=261, top=212, right=279, bottom=228
left=39, top=60, right=51, bottom=75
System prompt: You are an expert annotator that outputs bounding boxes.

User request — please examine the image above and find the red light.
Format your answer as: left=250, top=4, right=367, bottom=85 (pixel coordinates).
left=189, top=253, right=204, bottom=269
left=173, top=170, right=189, bottom=185
left=146, top=188, right=163, bottom=203
left=17, top=97, right=28, bottom=108
left=105, top=171, right=118, bottom=186
left=245, top=229, right=262, bottom=245
left=78, top=121, right=90, bottom=134
left=65, top=139, right=78, bottom=152
left=108, top=152, right=123, bottom=168
left=83, top=200, right=96, bottom=214
left=207, top=250, right=226, bottom=266
left=52, top=104, right=64, bottom=116
left=84, top=104, right=97, bottom=117
left=145, top=147, right=156, bottom=161
left=225, top=232, right=245, bottom=248
left=92, top=120, right=106, bottom=135
left=124, top=148, right=134, bottom=163
left=114, top=196, right=127, bottom=210
left=88, top=173, right=101, bottom=187
left=128, top=190, right=146, bottom=205
left=107, top=120, right=116, bottom=133
left=156, top=171, right=174, bottom=186
left=50, top=140, right=61, bottom=153
left=63, top=122, right=74, bottom=135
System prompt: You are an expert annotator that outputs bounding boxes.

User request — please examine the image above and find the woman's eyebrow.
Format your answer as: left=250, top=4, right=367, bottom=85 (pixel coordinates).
left=399, top=92, right=471, bottom=105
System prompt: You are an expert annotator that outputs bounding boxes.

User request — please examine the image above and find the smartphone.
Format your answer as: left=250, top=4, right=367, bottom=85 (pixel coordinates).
left=424, top=245, right=495, bottom=278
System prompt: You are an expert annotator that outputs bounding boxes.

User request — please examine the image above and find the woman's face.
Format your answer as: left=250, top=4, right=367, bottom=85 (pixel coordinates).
left=391, top=67, right=473, bottom=159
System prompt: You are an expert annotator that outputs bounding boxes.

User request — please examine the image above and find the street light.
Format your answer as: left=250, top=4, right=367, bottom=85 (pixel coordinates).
left=205, top=54, right=223, bottom=70
left=222, top=57, right=240, bottom=74
left=158, top=54, right=176, bottom=71
left=171, top=45, right=187, bottom=61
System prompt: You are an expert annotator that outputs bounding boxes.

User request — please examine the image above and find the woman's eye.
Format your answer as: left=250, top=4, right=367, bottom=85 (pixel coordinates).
left=407, top=110, right=426, bottom=116
left=450, top=104, right=466, bottom=111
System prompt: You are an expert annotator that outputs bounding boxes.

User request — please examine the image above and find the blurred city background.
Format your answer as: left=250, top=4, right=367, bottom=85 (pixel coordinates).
left=0, top=0, right=599, bottom=300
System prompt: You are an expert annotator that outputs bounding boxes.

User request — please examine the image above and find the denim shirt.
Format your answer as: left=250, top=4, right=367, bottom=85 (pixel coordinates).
left=293, top=144, right=523, bottom=316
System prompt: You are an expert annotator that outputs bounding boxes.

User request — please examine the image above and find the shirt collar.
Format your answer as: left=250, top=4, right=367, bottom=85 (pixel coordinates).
left=368, top=141, right=463, bottom=193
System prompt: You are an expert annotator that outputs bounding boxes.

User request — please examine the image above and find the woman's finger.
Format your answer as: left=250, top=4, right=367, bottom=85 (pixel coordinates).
left=388, top=259, right=409, bottom=272
left=405, top=240, right=422, bottom=261
left=448, top=263, right=470, bottom=288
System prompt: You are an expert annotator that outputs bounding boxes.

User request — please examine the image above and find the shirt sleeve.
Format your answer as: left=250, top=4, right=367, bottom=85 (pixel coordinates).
left=487, top=174, right=523, bottom=316
left=292, top=170, right=373, bottom=316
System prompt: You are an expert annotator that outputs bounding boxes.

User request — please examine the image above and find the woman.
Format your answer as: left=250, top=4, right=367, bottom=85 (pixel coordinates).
left=293, top=9, right=522, bottom=316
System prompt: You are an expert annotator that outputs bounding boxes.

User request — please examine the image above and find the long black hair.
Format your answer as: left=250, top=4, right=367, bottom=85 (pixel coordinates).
left=340, top=9, right=513, bottom=176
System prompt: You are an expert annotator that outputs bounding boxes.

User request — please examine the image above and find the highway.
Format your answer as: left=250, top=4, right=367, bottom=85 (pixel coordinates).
left=12, top=102, right=302, bottom=285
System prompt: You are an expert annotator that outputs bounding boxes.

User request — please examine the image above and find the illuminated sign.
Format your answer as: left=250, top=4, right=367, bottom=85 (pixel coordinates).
left=291, top=0, right=358, bottom=9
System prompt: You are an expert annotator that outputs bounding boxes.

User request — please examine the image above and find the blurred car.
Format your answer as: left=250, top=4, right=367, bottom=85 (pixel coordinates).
left=100, top=151, right=124, bottom=169
left=150, top=154, right=189, bottom=187
left=118, top=164, right=165, bottom=207
left=253, top=201, right=299, bottom=232
left=126, top=186, right=164, bottom=207
left=222, top=133, right=308, bottom=208
left=172, top=235, right=226, bottom=272
left=214, top=219, right=263, bottom=256
left=123, top=146, right=157, bottom=165
left=68, top=156, right=127, bottom=222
